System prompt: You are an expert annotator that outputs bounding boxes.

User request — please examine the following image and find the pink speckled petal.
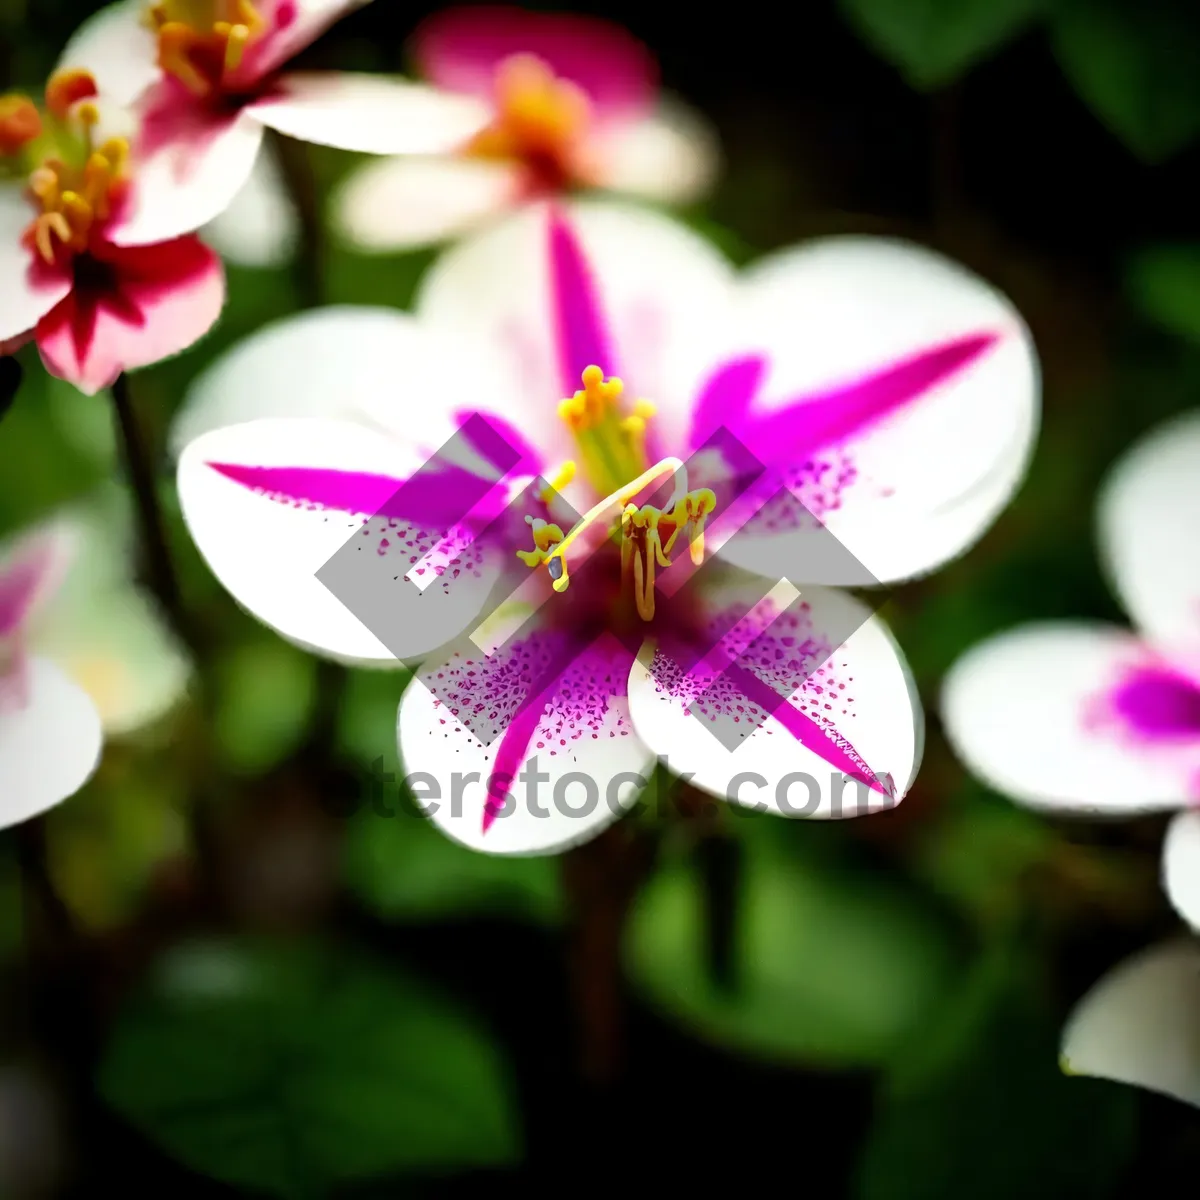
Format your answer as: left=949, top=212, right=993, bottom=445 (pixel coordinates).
left=942, top=622, right=1200, bottom=813
left=399, top=612, right=655, bottom=855
left=235, top=0, right=371, bottom=85
left=414, top=5, right=657, bottom=117
left=627, top=578, right=919, bottom=816
left=177, top=417, right=518, bottom=664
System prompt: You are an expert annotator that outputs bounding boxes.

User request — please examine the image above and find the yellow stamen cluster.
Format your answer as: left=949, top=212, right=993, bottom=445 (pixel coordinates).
left=516, top=444, right=717, bottom=622
left=467, top=53, right=589, bottom=175
left=3, top=71, right=129, bottom=266
left=22, top=74, right=128, bottom=266
left=145, top=0, right=265, bottom=94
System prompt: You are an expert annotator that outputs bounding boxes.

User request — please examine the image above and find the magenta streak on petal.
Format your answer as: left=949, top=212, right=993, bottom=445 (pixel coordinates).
left=690, top=333, right=1000, bottom=462
left=720, top=659, right=890, bottom=796
left=1109, top=665, right=1200, bottom=739
left=688, top=356, right=769, bottom=450
left=452, top=408, right=545, bottom=476
left=548, top=206, right=619, bottom=395
left=206, top=462, right=493, bottom=528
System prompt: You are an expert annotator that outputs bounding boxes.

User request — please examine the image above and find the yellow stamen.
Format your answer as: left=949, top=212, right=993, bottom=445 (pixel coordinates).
left=0, top=93, right=42, bottom=155
left=44, top=68, right=98, bottom=118
left=145, top=0, right=265, bottom=94
left=536, top=459, right=577, bottom=505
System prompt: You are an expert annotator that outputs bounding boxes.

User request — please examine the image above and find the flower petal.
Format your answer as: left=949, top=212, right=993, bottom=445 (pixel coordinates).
left=239, top=0, right=371, bottom=84
left=416, top=199, right=735, bottom=465
left=399, top=617, right=656, bottom=854
left=248, top=73, right=490, bottom=155
left=1098, top=409, right=1200, bottom=655
left=199, top=142, right=298, bottom=267
left=414, top=5, right=657, bottom=117
left=627, top=579, right=920, bottom=816
left=168, top=305, right=528, bottom=456
left=0, top=521, right=78, bottom=638
left=589, top=99, right=719, bottom=204
left=0, top=189, right=71, bottom=343
left=1061, top=938, right=1200, bottom=1110
left=36, top=236, right=224, bottom=395
left=177, top=418, right=513, bottom=664
left=941, top=623, right=1200, bottom=814
left=331, top=155, right=522, bottom=252
left=108, top=101, right=265, bottom=246
left=1164, top=810, right=1200, bottom=931
left=697, top=237, right=1038, bottom=583
left=54, top=1, right=158, bottom=106
left=0, top=657, right=103, bottom=829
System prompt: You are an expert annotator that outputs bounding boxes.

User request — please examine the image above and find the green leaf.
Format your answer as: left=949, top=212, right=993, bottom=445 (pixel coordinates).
left=98, top=938, right=520, bottom=1196
left=856, top=950, right=1138, bottom=1199
left=626, top=838, right=960, bottom=1066
left=344, top=800, right=562, bottom=925
left=1126, top=244, right=1200, bottom=343
left=839, top=0, right=1047, bottom=89
left=1050, top=0, right=1200, bottom=161
left=212, top=637, right=318, bottom=776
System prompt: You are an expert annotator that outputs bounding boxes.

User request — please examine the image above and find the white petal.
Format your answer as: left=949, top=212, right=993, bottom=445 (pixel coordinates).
left=941, top=623, right=1198, bottom=814
left=0, top=657, right=103, bottom=829
left=249, top=73, right=491, bottom=155
left=1098, top=409, right=1200, bottom=655
left=168, top=306, right=516, bottom=453
left=177, top=418, right=505, bottom=664
left=416, top=198, right=736, bottom=464
left=717, top=237, right=1039, bottom=583
left=591, top=99, right=719, bottom=205
left=399, top=620, right=656, bottom=855
left=0, top=189, right=70, bottom=343
left=331, top=155, right=522, bottom=253
left=109, top=111, right=264, bottom=247
left=1061, top=938, right=1200, bottom=1109
left=54, top=1, right=158, bottom=106
left=1164, top=810, right=1200, bottom=931
left=0, top=518, right=80, bottom=635
left=198, top=142, right=298, bottom=268
left=627, top=580, right=920, bottom=816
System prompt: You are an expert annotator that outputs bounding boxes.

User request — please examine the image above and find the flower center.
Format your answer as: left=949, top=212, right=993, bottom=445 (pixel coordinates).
left=518, top=367, right=716, bottom=621
left=144, top=0, right=265, bottom=95
left=466, top=54, right=589, bottom=187
left=0, top=71, right=130, bottom=268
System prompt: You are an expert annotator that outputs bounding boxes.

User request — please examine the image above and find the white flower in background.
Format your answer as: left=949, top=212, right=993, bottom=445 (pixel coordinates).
left=0, top=485, right=190, bottom=830
left=199, top=143, right=299, bottom=269
left=941, top=410, right=1200, bottom=931
left=1061, top=937, right=1200, bottom=1109
left=332, top=5, right=719, bottom=252
left=172, top=199, right=1037, bottom=855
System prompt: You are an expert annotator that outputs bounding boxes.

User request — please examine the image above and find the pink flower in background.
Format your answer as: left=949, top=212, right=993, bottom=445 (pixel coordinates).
left=173, top=200, right=1036, bottom=854
left=58, top=0, right=493, bottom=246
left=942, top=409, right=1200, bottom=932
left=0, top=525, right=102, bottom=830
left=0, top=70, right=224, bottom=394
left=333, top=5, right=719, bottom=251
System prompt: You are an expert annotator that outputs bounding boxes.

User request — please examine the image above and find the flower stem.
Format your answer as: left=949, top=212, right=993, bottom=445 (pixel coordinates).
left=561, top=824, right=658, bottom=1085
left=109, top=372, right=197, bottom=656
left=14, top=815, right=77, bottom=948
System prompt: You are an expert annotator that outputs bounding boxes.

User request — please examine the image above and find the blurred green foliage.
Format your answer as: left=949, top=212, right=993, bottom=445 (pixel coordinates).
left=98, top=939, right=521, bottom=1196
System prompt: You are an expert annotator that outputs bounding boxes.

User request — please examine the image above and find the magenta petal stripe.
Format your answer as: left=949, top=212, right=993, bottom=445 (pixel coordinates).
left=547, top=206, right=619, bottom=395
left=689, top=332, right=1000, bottom=461
left=0, top=538, right=58, bottom=638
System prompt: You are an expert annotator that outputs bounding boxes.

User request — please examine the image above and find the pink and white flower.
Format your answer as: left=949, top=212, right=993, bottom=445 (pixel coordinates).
left=941, top=410, right=1200, bottom=931
left=174, top=200, right=1037, bottom=854
left=58, top=0, right=494, bottom=247
left=1, top=524, right=102, bottom=830
left=0, top=71, right=224, bottom=394
left=332, top=5, right=719, bottom=252
left=1060, top=937, right=1200, bottom=1109
left=1, top=488, right=192, bottom=829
